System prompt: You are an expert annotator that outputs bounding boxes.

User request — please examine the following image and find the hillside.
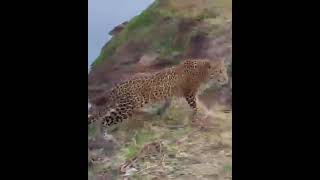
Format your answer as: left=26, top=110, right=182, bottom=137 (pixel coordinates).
left=88, top=0, right=231, bottom=103
left=88, top=0, right=232, bottom=179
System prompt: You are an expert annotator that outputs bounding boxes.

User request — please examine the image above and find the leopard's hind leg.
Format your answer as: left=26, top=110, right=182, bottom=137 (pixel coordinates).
left=100, top=97, right=135, bottom=136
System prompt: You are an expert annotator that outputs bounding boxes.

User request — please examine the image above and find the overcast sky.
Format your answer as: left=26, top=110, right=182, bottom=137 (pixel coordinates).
left=88, top=0, right=154, bottom=70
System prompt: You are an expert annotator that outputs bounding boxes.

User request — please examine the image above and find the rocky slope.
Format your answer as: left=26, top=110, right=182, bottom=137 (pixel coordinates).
left=88, top=0, right=232, bottom=179
left=88, top=0, right=231, bottom=106
left=89, top=99, right=232, bottom=180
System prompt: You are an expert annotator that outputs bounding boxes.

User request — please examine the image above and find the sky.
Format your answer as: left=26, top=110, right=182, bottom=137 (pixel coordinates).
left=88, top=0, right=155, bottom=70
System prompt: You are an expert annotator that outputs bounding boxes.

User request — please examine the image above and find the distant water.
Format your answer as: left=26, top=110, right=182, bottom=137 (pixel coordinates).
left=88, top=0, right=155, bottom=72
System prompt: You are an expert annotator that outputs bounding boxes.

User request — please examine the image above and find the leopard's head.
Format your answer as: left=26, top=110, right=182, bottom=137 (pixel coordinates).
left=204, top=59, right=229, bottom=85
left=181, top=59, right=229, bottom=86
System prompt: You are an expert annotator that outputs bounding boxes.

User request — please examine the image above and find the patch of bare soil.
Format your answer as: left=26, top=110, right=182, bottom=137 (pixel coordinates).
left=88, top=21, right=232, bottom=107
left=88, top=97, right=232, bottom=180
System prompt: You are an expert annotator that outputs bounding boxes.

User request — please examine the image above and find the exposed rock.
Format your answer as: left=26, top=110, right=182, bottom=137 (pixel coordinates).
left=108, top=21, right=128, bottom=36
left=138, top=52, right=159, bottom=67
left=88, top=1, right=232, bottom=179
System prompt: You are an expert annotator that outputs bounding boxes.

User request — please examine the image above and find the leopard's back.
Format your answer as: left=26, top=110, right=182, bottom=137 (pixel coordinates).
left=88, top=59, right=228, bottom=131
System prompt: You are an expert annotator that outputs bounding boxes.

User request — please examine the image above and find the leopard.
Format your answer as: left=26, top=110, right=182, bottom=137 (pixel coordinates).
left=88, top=58, right=229, bottom=134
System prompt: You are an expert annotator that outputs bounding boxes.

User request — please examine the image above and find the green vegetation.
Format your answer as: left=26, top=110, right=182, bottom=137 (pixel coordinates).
left=134, top=129, right=154, bottom=145
left=88, top=126, right=97, bottom=137
left=224, top=164, right=232, bottom=173
left=122, top=129, right=155, bottom=159
left=91, top=0, right=224, bottom=67
left=89, top=1, right=232, bottom=178
left=172, top=126, right=192, bottom=138
left=91, top=1, right=160, bottom=67
left=123, top=144, right=140, bottom=159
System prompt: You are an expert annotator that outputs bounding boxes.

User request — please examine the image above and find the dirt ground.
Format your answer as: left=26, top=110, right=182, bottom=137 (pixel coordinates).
left=88, top=96, right=232, bottom=180
left=88, top=1, right=232, bottom=179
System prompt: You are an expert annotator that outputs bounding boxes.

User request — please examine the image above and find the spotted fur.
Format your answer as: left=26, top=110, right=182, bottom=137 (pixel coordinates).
left=88, top=59, right=228, bottom=131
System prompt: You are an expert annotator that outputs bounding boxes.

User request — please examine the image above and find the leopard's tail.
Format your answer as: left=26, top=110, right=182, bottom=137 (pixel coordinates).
left=88, top=93, right=112, bottom=125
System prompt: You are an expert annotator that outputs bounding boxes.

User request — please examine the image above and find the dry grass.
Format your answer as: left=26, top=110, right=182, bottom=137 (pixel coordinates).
left=88, top=0, right=232, bottom=179
left=88, top=97, right=232, bottom=180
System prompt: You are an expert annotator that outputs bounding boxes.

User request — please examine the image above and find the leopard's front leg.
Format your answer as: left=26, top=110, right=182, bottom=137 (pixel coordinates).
left=184, top=92, right=210, bottom=129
